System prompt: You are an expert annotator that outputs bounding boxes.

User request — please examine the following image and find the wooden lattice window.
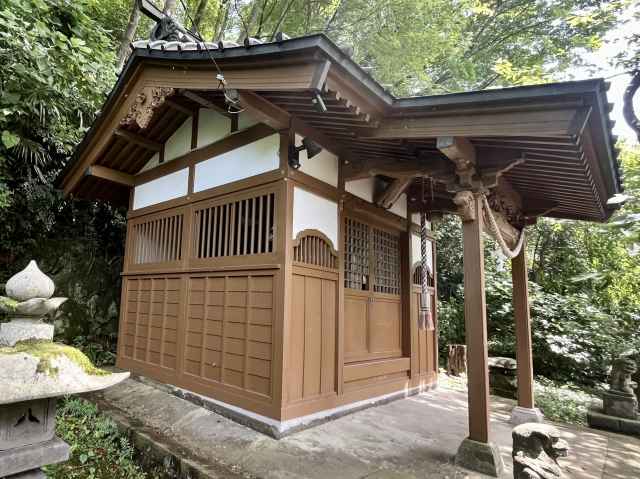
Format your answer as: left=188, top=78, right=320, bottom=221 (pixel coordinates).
left=344, top=218, right=370, bottom=290
left=193, top=191, right=275, bottom=259
left=293, top=230, right=338, bottom=269
left=372, top=228, right=400, bottom=295
left=344, top=217, right=401, bottom=294
left=131, top=213, right=184, bottom=264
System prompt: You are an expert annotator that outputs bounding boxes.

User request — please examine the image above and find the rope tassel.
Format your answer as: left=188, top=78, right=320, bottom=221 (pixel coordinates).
left=419, top=211, right=435, bottom=331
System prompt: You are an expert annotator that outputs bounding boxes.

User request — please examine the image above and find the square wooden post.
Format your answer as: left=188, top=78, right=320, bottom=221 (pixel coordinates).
left=462, top=194, right=490, bottom=444
left=510, top=242, right=544, bottom=424
left=455, top=192, right=503, bottom=477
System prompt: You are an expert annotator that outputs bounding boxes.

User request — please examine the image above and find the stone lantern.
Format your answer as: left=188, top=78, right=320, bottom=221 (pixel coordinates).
left=0, top=261, right=129, bottom=478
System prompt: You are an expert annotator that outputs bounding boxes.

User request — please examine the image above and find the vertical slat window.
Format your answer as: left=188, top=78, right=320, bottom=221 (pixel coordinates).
left=372, top=227, right=401, bottom=295
left=194, top=191, right=275, bottom=259
left=132, top=213, right=184, bottom=264
left=344, top=218, right=370, bottom=290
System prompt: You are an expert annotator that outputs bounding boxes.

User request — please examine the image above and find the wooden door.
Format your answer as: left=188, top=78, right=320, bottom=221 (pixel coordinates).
left=344, top=216, right=403, bottom=363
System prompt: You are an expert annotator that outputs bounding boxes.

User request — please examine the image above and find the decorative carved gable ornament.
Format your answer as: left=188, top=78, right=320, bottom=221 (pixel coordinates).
left=121, top=86, right=175, bottom=129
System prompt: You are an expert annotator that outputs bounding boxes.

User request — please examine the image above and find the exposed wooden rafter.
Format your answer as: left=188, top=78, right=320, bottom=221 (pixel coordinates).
left=84, top=165, right=135, bottom=187
left=179, top=89, right=231, bottom=117
left=113, top=128, right=162, bottom=151
left=375, top=176, right=413, bottom=209
left=165, top=98, right=194, bottom=116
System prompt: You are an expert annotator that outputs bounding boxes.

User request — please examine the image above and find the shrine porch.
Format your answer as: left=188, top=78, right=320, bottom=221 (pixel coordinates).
left=88, top=374, right=640, bottom=479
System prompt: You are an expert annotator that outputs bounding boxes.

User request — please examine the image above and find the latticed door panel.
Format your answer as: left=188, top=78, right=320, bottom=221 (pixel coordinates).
left=343, top=215, right=403, bottom=363
left=372, top=227, right=401, bottom=295
left=344, top=217, right=370, bottom=291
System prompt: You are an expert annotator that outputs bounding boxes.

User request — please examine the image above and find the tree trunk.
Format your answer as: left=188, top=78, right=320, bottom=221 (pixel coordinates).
left=447, top=344, right=467, bottom=376
left=236, top=0, right=261, bottom=42
left=163, top=0, right=177, bottom=16
left=116, top=0, right=142, bottom=72
left=191, top=0, right=209, bottom=30
left=212, top=0, right=230, bottom=41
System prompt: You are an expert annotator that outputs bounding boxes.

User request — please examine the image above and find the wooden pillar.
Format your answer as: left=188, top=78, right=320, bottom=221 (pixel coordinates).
left=462, top=193, right=490, bottom=444
left=511, top=243, right=535, bottom=409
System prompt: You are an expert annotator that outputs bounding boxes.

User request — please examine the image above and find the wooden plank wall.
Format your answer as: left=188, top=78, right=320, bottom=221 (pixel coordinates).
left=287, top=264, right=337, bottom=402
left=117, top=180, right=285, bottom=418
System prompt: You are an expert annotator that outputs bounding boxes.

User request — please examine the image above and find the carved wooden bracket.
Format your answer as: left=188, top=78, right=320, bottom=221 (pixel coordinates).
left=121, top=86, right=175, bottom=129
left=453, top=191, right=477, bottom=222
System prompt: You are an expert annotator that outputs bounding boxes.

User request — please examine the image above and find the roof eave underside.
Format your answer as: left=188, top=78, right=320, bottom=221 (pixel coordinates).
left=60, top=34, right=622, bottom=222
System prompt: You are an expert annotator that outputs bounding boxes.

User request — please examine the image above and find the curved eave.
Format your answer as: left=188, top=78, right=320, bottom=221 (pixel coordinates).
left=58, top=34, right=622, bottom=223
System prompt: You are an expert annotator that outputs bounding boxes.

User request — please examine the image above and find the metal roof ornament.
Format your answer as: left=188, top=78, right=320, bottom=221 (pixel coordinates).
left=150, top=16, right=186, bottom=42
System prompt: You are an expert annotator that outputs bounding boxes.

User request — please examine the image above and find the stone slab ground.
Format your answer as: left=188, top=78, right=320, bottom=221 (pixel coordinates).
left=87, top=376, right=640, bottom=479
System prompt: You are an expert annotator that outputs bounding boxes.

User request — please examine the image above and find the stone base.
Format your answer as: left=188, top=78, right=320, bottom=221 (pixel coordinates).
left=587, top=406, right=640, bottom=437
left=603, top=390, right=638, bottom=420
left=0, top=320, right=53, bottom=347
left=455, top=437, right=504, bottom=477
left=7, top=468, right=47, bottom=479
left=0, top=437, right=70, bottom=477
left=510, top=406, right=544, bottom=426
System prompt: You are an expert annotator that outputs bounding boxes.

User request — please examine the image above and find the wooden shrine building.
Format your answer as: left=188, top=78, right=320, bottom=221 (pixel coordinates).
left=59, top=29, right=621, bottom=475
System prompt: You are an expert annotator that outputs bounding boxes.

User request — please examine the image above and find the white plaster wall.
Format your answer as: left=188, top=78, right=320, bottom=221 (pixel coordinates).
left=238, top=110, right=260, bottom=130
left=389, top=193, right=407, bottom=218
left=345, top=177, right=375, bottom=203
left=292, top=187, right=339, bottom=250
left=133, top=168, right=189, bottom=210
left=165, top=118, right=192, bottom=162
left=295, top=134, right=339, bottom=187
left=139, top=152, right=160, bottom=173
left=412, top=233, right=434, bottom=271
left=193, top=134, right=280, bottom=193
left=411, top=212, right=432, bottom=229
left=197, top=109, right=231, bottom=148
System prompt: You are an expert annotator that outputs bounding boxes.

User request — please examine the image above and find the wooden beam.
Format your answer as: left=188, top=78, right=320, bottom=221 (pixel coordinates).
left=358, top=107, right=590, bottom=139
left=85, top=165, right=135, bottom=187
left=461, top=193, right=491, bottom=443
left=113, top=128, right=162, bottom=151
left=165, top=98, right=194, bottom=116
left=438, top=136, right=476, bottom=188
left=236, top=90, right=290, bottom=130
left=512, top=244, right=535, bottom=410
left=180, top=89, right=231, bottom=117
left=343, top=156, right=453, bottom=181
left=376, top=176, right=413, bottom=209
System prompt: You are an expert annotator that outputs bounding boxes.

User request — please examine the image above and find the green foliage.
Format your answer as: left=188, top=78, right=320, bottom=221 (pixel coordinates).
left=44, top=398, right=147, bottom=479
left=436, top=143, right=640, bottom=386
left=0, top=0, right=125, bottom=364
left=534, top=377, right=596, bottom=426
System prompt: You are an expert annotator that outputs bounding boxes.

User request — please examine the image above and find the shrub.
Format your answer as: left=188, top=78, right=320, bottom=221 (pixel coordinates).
left=44, top=398, right=146, bottom=479
left=534, top=377, right=597, bottom=426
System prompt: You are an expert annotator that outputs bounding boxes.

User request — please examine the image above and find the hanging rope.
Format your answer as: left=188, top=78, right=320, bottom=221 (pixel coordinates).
left=481, top=194, right=525, bottom=259
left=419, top=211, right=435, bottom=331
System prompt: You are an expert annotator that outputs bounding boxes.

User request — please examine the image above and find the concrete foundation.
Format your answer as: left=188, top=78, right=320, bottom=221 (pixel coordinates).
left=135, top=373, right=436, bottom=438
left=455, top=437, right=505, bottom=477
left=510, top=406, right=544, bottom=426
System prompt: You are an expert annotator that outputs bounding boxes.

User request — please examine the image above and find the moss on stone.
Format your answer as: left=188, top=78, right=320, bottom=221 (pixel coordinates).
left=0, top=340, right=109, bottom=377
left=0, top=296, right=19, bottom=311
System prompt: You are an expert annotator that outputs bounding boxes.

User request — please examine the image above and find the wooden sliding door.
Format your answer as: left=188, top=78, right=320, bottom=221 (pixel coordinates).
left=344, top=216, right=403, bottom=363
